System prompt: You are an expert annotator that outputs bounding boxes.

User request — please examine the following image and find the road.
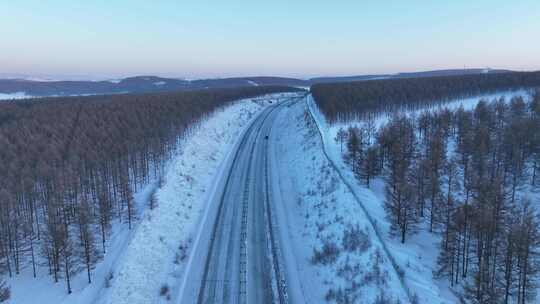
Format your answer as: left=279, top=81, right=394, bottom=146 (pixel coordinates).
left=178, top=94, right=305, bottom=304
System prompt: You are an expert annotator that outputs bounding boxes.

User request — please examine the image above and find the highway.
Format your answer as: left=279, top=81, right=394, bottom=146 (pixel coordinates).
left=179, top=93, right=305, bottom=304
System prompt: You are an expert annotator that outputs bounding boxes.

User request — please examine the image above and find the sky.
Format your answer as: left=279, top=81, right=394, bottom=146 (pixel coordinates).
left=1, top=0, right=539, bottom=80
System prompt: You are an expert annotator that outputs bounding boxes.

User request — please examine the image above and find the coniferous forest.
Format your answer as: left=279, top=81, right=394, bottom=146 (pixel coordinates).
left=0, top=86, right=299, bottom=296
left=312, top=71, right=540, bottom=123
left=326, top=87, right=540, bottom=303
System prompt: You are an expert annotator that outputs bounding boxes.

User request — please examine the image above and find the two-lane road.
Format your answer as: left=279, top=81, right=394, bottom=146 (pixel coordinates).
left=179, top=94, right=303, bottom=304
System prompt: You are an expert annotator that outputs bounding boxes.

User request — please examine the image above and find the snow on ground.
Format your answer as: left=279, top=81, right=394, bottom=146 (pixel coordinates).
left=330, top=89, right=532, bottom=133
left=100, top=94, right=282, bottom=304
left=306, top=90, right=535, bottom=303
left=0, top=92, right=33, bottom=100
left=7, top=181, right=159, bottom=304
left=271, top=101, right=408, bottom=303
left=247, top=80, right=259, bottom=86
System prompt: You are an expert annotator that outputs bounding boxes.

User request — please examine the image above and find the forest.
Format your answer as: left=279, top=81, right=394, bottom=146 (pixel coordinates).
left=334, top=91, right=540, bottom=303
left=312, top=71, right=540, bottom=123
left=0, top=86, right=299, bottom=298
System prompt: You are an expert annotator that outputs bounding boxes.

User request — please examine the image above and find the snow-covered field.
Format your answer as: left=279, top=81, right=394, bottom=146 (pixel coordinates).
left=271, top=101, right=409, bottom=303
left=306, top=90, right=535, bottom=303
left=6, top=94, right=282, bottom=304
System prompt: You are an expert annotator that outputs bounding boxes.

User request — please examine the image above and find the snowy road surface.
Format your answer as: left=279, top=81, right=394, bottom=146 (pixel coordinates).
left=179, top=95, right=305, bottom=304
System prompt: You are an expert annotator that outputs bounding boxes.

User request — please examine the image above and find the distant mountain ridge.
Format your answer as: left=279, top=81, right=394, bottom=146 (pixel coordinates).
left=0, top=68, right=515, bottom=99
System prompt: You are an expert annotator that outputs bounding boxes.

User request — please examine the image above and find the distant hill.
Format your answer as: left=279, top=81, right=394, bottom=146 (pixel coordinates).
left=0, top=68, right=518, bottom=99
left=309, top=68, right=512, bottom=84
left=392, top=68, right=512, bottom=78
left=0, top=76, right=310, bottom=99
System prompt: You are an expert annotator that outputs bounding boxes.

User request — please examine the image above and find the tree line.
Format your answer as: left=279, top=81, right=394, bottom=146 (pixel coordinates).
left=335, top=91, right=540, bottom=303
left=312, top=71, right=540, bottom=123
left=0, top=86, right=299, bottom=299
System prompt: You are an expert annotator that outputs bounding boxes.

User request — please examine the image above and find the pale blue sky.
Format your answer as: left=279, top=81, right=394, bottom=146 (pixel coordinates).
left=1, top=1, right=539, bottom=79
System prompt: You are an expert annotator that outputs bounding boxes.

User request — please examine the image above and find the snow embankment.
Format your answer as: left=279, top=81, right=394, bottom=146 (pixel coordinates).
left=100, top=95, right=275, bottom=304
left=271, top=101, right=408, bottom=303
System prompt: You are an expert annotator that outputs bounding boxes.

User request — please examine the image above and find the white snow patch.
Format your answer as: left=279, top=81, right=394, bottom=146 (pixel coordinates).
left=0, top=92, right=33, bottom=100
left=153, top=81, right=166, bottom=86
left=19, top=77, right=60, bottom=82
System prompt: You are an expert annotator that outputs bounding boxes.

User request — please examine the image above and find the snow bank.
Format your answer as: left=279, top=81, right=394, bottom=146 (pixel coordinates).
left=101, top=95, right=274, bottom=304
left=271, top=101, right=408, bottom=303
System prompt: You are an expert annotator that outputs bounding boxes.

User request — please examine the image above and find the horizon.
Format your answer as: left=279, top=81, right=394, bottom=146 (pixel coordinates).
left=2, top=1, right=540, bottom=79
left=1, top=67, right=537, bottom=83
